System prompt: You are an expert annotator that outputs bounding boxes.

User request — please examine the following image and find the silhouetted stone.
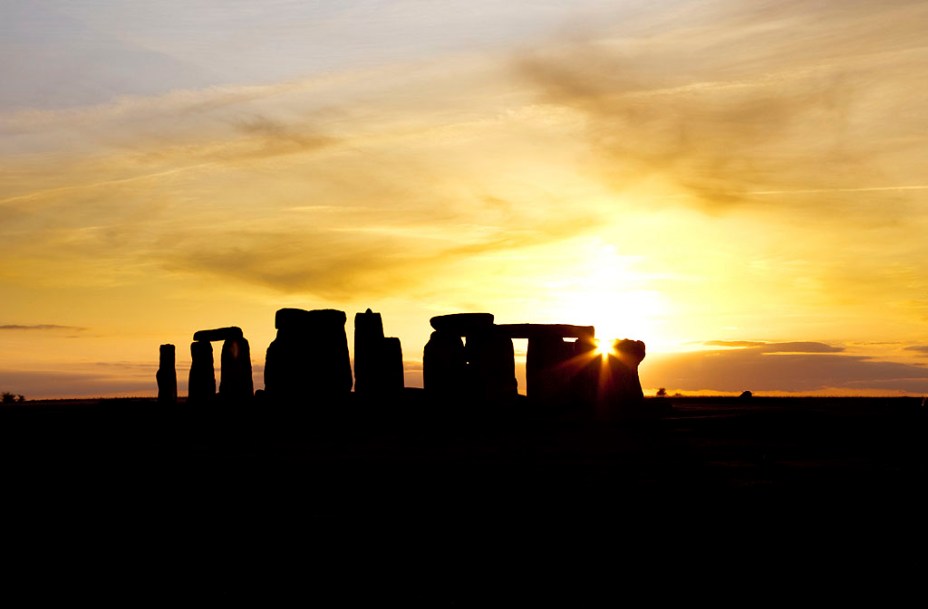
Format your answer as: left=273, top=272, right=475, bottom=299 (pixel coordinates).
left=430, top=313, right=494, bottom=334
left=573, top=335, right=602, bottom=407
left=423, top=330, right=466, bottom=399
left=192, top=326, right=243, bottom=343
left=514, top=325, right=599, bottom=407
left=613, top=338, right=646, bottom=391
left=219, top=336, right=254, bottom=402
left=264, top=307, right=352, bottom=404
left=381, top=337, right=405, bottom=393
left=188, top=340, right=216, bottom=404
left=526, top=335, right=584, bottom=406
left=157, top=344, right=177, bottom=405
left=595, top=339, right=647, bottom=420
left=464, top=328, right=518, bottom=403
left=354, top=308, right=384, bottom=396
left=354, top=309, right=404, bottom=398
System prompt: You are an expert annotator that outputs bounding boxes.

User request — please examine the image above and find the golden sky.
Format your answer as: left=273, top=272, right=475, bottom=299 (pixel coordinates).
left=3, top=0, right=928, bottom=398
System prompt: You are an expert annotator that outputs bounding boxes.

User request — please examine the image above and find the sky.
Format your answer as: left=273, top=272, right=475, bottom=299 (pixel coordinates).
left=2, top=0, right=928, bottom=399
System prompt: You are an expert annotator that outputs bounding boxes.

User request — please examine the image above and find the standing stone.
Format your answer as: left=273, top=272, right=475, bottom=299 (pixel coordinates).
left=157, top=344, right=177, bottom=405
left=354, top=309, right=405, bottom=399
left=595, top=339, right=646, bottom=420
left=572, top=335, right=602, bottom=410
left=423, top=330, right=466, bottom=400
left=354, top=308, right=385, bottom=396
left=464, top=328, right=517, bottom=403
left=188, top=340, right=216, bottom=404
left=219, top=336, right=254, bottom=402
left=380, top=337, right=405, bottom=394
left=603, top=339, right=646, bottom=399
left=264, top=308, right=352, bottom=404
left=525, top=335, right=578, bottom=406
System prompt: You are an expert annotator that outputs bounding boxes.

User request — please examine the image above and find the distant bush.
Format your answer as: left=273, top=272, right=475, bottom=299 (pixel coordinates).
left=655, top=388, right=667, bottom=397
left=2, top=392, right=15, bottom=403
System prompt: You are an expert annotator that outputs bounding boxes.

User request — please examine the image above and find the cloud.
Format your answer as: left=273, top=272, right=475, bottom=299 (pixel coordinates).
left=642, top=341, right=928, bottom=394
left=904, top=346, right=928, bottom=356
left=703, top=340, right=768, bottom=348
left=0, top=324, right=85, bottom=332
left=1, top=59, right=613, bottom=298
left=0, top=366, right=155, bottom=399
left=704, top=341, right=844, bottom=354
left=514, top=0, right=928, bottom=215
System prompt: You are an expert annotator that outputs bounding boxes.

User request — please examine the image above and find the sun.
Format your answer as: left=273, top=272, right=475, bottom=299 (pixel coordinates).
left=593, top=338, right=614, bottom=358
left=539, top=238, right=671, bottom=352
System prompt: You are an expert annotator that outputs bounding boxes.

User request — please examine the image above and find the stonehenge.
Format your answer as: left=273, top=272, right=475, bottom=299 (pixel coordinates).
left=167, top=306, right=648, bottom=418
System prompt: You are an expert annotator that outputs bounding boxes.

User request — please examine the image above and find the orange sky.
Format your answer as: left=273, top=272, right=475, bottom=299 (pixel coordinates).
left=3, top=1, right=928, bottom=398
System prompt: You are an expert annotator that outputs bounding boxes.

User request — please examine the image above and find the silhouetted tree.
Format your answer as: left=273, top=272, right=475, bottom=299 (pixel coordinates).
left=656, top=388, right=667, bottom=397
left=2, top=392, right=16, bottom=404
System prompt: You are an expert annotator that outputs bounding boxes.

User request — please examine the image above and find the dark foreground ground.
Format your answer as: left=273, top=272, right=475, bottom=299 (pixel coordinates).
left=2, top=392, right=927, bottom=601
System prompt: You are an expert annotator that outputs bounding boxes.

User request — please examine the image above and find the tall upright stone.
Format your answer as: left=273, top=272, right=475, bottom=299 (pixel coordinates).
left=525, top=335, right=575, bottom=406
left=380, top=337, right=405, bottom=394
left=354, top=308, right=404, bottom=399
left=354, top=308, right=384, bottom=396
left=188, top=340, right=216, bottom=404
left=423, top=330, right=466, bottom=400
left=572, top=335, right=602, bottom=409
left=156, top=344, right=177, bottom=405
left=599, top=339, right=646, bottom=400
left=219, top=336, right=254, bottom=402
left=464, top=327, right=517, bottom=403
left=264, top=308, right=352, bottom=404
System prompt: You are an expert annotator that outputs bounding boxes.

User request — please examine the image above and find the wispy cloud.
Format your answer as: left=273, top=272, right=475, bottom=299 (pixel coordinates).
left=0, top=324, right=85, bottom=332
left=514, top=0, right=928, bottom=215
left=704, top=341, right=844, bottom=354
left=704, top=340, right=768, bottom=348
left=643, top=341, right=928, bottom=394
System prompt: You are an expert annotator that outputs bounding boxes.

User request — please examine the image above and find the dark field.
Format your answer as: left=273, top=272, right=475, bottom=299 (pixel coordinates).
left=3, top=393, right=927, bottom=600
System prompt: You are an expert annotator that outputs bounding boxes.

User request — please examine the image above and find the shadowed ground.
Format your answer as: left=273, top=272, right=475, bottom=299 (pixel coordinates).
left=2, top=394, right=926, bottom=601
